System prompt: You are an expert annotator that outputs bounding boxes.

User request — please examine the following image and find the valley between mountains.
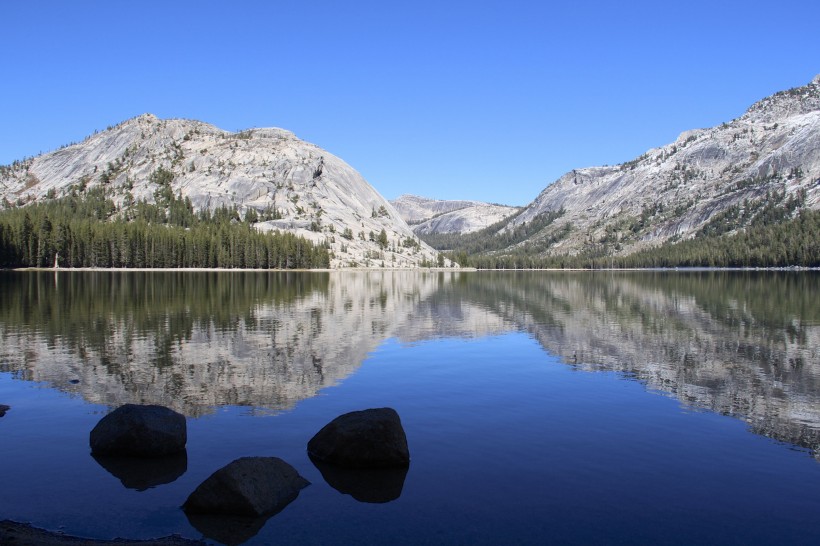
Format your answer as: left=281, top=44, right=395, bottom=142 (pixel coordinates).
left=2, top=75, right=819, bottom=268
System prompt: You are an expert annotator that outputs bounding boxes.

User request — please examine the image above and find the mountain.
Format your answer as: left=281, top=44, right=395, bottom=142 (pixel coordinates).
left=489, top=75, right=820, bottom=257
left=0, top=114, right=445, bottom=268
left=391, top=194, right=519, bottom=234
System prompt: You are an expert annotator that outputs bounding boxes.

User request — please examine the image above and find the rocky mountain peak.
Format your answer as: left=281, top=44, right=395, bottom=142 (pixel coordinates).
left=743, top=75, right=820, bottom=123
left=0, top=117, right=448, bottom=269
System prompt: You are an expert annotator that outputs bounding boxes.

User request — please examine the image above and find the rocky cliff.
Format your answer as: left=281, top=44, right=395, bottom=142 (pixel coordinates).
left=0, top=115, right=445, bottom=268
left=505, top=74, right=820, bottom=255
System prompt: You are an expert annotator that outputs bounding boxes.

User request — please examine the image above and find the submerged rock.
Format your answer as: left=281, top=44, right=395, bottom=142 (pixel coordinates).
left=0, top=404, right=9, bottom=418
left=90, top=404, right=187, bottom=457
left=183, top=456, right=309, bottom=517
left=307, top=407, right=410, bottom=468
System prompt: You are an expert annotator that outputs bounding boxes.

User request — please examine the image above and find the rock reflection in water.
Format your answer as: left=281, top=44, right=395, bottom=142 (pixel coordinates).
left=92, top=452, right=187, bottom=491
left=0, top=270, right=818, bottom=458
left=310, top=456, right=408, bottom=503
left=184, top=513, right=269, bottom=546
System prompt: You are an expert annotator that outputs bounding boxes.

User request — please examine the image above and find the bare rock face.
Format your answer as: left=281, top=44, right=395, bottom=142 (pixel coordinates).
left=411, top=203, right=520, bottom=235
left=307, top=407, right=410, bottom=468
left=391, top=194, right=490, bottom=223
left=391, top=194, right=519, bottom=234
left=182, top=457, right=309, bottom=517
left=89, top=404, right=186, bottom=457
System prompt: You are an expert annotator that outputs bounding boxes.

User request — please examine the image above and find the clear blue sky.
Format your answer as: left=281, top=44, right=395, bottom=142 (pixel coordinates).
left=2, top=1, right=818, bottom=206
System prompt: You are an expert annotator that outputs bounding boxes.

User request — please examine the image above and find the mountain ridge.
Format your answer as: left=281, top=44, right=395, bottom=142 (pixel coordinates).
left=390, top=194, right=519, bottom=235
left=3, top=74, right=819, bottom=267
left=495, top=74, right=820, bottom=257
left=0, top=114, right=446, bottom=268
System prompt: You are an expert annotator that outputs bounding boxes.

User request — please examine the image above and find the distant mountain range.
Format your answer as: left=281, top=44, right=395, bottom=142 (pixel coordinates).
left=0, top=114, right=444, bottom=268
left=390, top=194, right=520, bottom=234
left=2, top=74, right=818, bottom=267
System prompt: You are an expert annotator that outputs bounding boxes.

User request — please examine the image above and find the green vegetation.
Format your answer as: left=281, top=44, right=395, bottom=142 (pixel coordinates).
left=447, top=208, right=819, bottom=269
left=421, top=194, right=818, bottom=269
left=613, top=208, right=820, bottom=268
left=421, top=209, right=565, bottom=258
left=0, top=176, right=329, bottom=269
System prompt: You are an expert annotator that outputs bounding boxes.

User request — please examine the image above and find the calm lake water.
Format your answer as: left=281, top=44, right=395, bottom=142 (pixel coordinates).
left=1, top=270, right=819, bottom=545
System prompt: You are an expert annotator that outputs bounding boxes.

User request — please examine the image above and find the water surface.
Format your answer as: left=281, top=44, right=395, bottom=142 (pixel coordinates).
left=1, top=270, right=819, bottom=544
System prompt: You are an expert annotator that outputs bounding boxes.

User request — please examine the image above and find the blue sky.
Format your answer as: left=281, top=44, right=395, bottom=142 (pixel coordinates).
left=1, top=1, right=818, bottom=205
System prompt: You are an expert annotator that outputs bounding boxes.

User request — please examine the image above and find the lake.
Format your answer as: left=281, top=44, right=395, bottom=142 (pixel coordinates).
left=1, top=270, right=819, bottom=545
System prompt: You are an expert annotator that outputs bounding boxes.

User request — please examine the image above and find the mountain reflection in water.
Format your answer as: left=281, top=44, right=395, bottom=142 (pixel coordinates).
left=0, top=270, right=818, bottom=457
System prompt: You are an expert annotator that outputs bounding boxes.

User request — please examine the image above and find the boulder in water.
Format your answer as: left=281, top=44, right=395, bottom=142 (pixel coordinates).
left=90, top=404, right=186, bottom=457
left=307, top=408, right=410, bottom=468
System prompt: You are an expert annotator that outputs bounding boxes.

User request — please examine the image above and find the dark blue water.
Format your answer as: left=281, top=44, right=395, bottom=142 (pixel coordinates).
left=1, top=271, right=819, bottom=544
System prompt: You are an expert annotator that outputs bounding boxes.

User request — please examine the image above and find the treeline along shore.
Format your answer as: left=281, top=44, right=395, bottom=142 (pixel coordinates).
left=0, top=187, right=329, bottom=270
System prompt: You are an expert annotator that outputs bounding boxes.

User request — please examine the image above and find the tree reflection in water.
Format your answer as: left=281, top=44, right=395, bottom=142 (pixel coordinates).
left=0, top=270, right=818, bottom=456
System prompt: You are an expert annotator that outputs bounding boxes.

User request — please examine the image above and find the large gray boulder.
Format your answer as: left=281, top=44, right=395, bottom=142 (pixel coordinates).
left=183, top=457, right=309, bottom=517
left=307, top=407, right=410, bottom=468
left=90, top=404, right=187, bottom=457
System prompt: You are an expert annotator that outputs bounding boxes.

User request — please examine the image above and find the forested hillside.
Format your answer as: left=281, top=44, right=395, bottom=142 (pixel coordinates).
left=0, top=183, right=329, bottom=269
left=439, top=208, right=820, bottom=269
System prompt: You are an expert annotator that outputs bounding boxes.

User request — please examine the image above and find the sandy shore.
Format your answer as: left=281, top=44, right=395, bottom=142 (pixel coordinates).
left=0, top=521, right=204, bottom=546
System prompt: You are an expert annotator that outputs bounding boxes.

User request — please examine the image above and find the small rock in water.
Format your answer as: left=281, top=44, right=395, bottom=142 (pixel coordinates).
left=90, top=404, right=187, bottom=457
left=0, top=405, right=9, bottom=418
left=308, top=407, right=410, bottom=468
left=183, top=456, right=309, bottom=517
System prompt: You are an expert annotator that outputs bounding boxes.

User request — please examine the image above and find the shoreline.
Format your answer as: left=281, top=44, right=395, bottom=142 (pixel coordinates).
left=0, top=520, right=204, bottom=546
left=4, top=266, right=817, bottom=273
